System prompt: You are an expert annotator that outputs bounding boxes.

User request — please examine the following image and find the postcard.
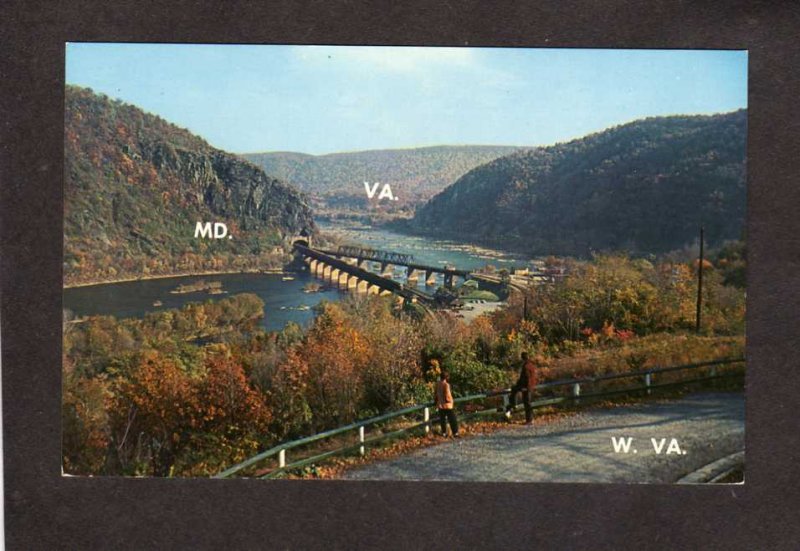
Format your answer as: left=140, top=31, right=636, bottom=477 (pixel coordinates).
left=62, top=44, right=746, bottom=482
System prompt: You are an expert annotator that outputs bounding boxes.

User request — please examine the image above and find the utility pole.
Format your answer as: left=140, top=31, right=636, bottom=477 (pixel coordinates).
left=695, top=226, right=704, bottom=334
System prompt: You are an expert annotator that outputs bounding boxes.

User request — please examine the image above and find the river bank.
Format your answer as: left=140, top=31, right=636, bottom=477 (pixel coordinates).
left=382, top=219, right=537, bottom=257
left=64, top=268, right=292, bottom=290
left=62, top=223, right=531, bottom=332
left=64, top=220, right=532, bottom=290
left=63, top=271, right=344, bottom=332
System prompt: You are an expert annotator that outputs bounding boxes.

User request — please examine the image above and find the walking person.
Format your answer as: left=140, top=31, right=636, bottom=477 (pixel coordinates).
left=506, top=352, right=538, bottom=424
left=435, top=371, right=460, bottom=437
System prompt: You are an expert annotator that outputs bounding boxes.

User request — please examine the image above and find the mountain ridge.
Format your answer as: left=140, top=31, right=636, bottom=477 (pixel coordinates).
left=408, top=110, right=746, bottom=256
left=243, top=145, right=525, bottom=211
left=64, top=85, right=315, bottom=285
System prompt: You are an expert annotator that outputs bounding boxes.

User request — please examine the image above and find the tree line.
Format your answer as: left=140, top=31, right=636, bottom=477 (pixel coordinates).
left=63, top=250, right=744, bottom=477
left=411, top=110, right=746, bottom=256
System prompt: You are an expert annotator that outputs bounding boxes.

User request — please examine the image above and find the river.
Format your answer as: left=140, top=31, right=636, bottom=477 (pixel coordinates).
left=319, top=221, right=523, bottom=273
left=63, top=223, right=526, bottom=332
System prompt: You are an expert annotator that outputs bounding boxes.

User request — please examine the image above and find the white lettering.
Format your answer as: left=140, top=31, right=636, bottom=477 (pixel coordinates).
left=377, top=184, right=395, bottom=201
left=364, top=182, right=380, bottom=198
left=612, top=437, right=634, bottom=453
left=364, top=182, right=398, bottom=201
left=195, top=221, right=228, bottom=239
left=213, top=222, right=228, bottom=238
left=194, top=221, right=213, bottom=238
left=651, top=438, right=666, bottom=454
left=666, top=439, right=683, bottom=455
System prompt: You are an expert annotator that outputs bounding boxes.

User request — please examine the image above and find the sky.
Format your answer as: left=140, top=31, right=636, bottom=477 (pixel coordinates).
left=65, top=44, right=747, bottom=155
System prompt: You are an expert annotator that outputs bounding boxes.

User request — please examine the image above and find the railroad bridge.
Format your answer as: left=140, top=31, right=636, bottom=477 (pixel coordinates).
left=291, top=239, right=526, bottom=305
left=293, top=243, right=436, bottom=305
left=313, top=245, right=470, bottom=288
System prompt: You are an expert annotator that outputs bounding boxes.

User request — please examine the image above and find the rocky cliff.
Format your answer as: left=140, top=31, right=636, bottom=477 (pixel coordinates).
left=64, top=85, right=314, bottom=285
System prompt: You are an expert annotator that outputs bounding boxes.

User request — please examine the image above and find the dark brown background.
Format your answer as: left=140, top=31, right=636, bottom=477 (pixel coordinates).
left=2, top=1, right=799, bottom=548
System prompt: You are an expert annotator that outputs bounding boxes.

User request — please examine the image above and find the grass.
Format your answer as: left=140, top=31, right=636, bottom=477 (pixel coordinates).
left=542, top=333, right=744, bottom=381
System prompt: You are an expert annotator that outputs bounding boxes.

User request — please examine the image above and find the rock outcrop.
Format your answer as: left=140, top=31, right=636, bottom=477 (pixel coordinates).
left=64, top=85, right=315, bottom=284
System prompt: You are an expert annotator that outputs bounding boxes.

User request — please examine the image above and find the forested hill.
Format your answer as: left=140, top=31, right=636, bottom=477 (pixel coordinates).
left=243, top=145, right=522, bottom=208
left=64, top=86, right=315, bottom=285
left=410, top=111, right=746, bottom=256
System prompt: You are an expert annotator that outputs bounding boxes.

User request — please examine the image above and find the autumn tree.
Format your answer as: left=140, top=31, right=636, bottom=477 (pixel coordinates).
left=352, top=299, right=425, bottom=412
left=109, top=351, right=199, bottom=476
left=62, top=356, right=112, bottom=474
left=179, top=347, right=272, bottom=475
left=269, top=348, right=313, bottom=439
left=301, top=303, right=370, bottom=430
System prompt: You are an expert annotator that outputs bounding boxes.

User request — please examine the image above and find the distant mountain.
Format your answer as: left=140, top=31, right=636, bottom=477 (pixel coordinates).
left=64, top=86, right=314, bottom=285
left=409, top=111, right=746, bottom=256
left=243, top=146, right=523, bottom=211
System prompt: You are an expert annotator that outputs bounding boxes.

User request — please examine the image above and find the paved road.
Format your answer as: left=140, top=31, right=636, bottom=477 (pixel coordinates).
left=341, top=393, right=744, bottom=483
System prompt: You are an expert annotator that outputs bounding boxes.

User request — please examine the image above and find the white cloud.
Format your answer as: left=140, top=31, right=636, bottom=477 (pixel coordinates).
left=292, top=45, right=478, bottom=73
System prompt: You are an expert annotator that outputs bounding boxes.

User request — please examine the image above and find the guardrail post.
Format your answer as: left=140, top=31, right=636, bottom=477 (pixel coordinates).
left=216, top=357, right=745, bottom=478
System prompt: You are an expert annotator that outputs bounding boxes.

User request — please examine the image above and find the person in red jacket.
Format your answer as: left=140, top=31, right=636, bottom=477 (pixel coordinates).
left=435, top=371, right=460, bottom=437
left=505, top=352, right=538, bottom=424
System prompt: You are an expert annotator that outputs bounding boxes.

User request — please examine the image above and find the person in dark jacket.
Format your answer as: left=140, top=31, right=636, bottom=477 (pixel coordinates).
left=506, top=352, right=538, bottom=424
left=435, top=371, right=460, bottom=437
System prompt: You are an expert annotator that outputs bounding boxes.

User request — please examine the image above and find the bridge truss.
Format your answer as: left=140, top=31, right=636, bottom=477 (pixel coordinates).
left=336, top=245, right=414, bottom=265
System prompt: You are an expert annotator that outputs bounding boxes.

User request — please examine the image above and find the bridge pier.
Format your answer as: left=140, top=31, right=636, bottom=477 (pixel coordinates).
left=295, top=246, right=449, bottom=309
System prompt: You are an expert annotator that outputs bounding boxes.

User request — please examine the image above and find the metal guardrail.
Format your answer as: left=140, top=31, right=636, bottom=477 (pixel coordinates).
left=214, top=357, right=744, bottom=479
